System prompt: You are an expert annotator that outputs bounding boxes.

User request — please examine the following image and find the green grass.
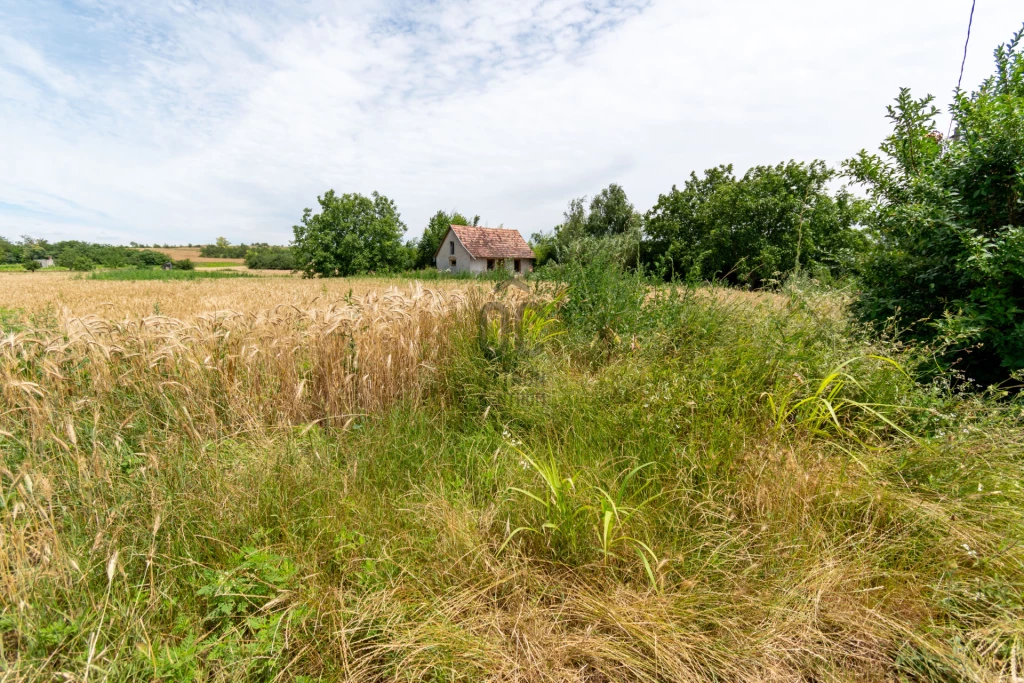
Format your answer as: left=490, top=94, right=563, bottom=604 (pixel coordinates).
left=0, top=264, right=68, bottom=272
left=2, top=266, right=1022, bottom=680
left=87, top=267, right=252, bottom=280
left=194, top=261, right=244, bottom=268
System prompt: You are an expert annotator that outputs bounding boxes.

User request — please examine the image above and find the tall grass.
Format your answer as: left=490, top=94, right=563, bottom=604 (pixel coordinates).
left=1, top=270, right=1022, bottom=681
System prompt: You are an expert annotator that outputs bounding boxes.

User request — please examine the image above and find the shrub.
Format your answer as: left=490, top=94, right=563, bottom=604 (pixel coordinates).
left=244, top=247, right=295, bottom=270
left=69, top=256, right=94, bottom=272
left=845, top=28, right=1024, bottom=384
left=21, top=259, right=40, bottom=272
left=174, top=258, right=195, bottom=270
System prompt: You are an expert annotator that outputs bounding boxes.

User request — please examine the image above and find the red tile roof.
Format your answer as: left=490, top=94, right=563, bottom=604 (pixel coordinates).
left=437, top=225, right=535, bottom=260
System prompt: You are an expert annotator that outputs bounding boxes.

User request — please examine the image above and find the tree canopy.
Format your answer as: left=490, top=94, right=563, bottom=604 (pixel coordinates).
left=291, top=190, right=408, bottom=277
left=644, top=161, right=866, bottom=285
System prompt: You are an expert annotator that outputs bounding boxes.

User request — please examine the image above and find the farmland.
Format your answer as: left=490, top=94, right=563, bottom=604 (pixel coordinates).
left=137, top=247, right=245, bottom=266
left=1, top=265, right=1022, bottom=680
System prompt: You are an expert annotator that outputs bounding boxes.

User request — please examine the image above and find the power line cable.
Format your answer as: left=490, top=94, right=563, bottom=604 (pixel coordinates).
left=948, top=0, right=976, bottom=139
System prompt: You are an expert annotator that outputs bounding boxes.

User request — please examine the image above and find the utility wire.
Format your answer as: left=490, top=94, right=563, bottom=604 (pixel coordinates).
left=948, top=0, right=976, bottom=140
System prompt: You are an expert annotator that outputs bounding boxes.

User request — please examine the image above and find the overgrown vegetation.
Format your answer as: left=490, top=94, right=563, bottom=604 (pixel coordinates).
left=2, top=260, right=1022, bottom=680
left=845, top=28, right=1024, bottom=385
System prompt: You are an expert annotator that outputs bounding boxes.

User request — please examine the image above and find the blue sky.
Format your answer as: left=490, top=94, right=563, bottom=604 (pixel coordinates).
left=1, top=0, right=1022, bottom=245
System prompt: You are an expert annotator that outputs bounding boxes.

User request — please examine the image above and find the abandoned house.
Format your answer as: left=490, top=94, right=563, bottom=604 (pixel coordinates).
left=434, top=225, right=535, bottom=275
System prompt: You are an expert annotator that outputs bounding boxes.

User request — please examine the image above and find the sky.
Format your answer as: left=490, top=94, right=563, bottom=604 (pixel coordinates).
left=1, top=0, right=1022, bottom=246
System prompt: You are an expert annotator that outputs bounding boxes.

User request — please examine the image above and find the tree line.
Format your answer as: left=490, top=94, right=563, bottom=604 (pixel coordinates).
left=0, top=237, right=172, bottom=271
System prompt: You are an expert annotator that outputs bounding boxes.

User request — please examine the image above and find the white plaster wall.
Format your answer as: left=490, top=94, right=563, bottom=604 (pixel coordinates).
left=435, top=229, right=485, bottom=274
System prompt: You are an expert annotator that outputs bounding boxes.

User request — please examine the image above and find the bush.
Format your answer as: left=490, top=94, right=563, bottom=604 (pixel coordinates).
left=244, top=247, right=295, bottom=270
left=538, top=249, right=648, bottom=350
left=174, top=259, right=195, bottom=270
left=21, top=259, right=40, bottom=272
left=69, top=256, right=94, bottom=272
left=845, top=28, right=1024, bottom=384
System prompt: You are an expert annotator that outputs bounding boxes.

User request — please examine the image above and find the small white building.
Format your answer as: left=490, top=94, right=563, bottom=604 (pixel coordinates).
left=434, top=225, right=535, bottom=275
left=35, top=257, right=54, bottom=268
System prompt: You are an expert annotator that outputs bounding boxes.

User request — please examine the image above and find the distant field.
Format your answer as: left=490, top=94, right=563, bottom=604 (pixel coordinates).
left=140, top=246, right=246, bottom=264
left=88, top=268, right=252, bottom=281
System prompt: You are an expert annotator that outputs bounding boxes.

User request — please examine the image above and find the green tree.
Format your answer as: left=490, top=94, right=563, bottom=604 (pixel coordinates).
left=541, top=185, right=643, bottom=267
left=215, top=236, right=230, bottom=248
left=21, top=258, right=40, bottom=272
left=291, top=190, right=408, bottom=277
left=645, top=161, right=866, bottom=285
left=586, top=183, right=640, bottom=238
left=844, top=28, right=1024, bottom=384
left=415, top=210, right=472, bottom=269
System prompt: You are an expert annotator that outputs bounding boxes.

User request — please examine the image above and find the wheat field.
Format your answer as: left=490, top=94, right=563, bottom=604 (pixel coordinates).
left=0, top=270, right=466, bottom=319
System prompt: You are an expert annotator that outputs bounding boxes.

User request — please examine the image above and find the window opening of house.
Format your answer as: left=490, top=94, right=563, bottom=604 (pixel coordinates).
left=450, top=241, right=455, bottom=255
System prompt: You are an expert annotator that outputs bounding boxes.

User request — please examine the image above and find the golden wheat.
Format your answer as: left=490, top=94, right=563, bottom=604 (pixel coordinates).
left=0, top=271, right=468, bottom=320
left=1, top=282, right=481, bottom=443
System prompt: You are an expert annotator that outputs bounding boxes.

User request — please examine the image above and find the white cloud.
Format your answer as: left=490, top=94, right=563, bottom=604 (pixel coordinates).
left=0, top=0, right=1021, bottom=245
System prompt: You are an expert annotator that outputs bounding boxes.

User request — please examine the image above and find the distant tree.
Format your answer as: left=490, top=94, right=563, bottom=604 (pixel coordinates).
left=22, top=258, right=40, bottom=272
left=416, top=210, right=472, bottom=268
left=291, top=190, right=408, bottom=277
left=543, top=185, right=643, bottom=267
left=215, top=237, right=230, bottom=248
left=174, top=258, right=195, bottom=270
left=586, top=183, right=640, bottom=237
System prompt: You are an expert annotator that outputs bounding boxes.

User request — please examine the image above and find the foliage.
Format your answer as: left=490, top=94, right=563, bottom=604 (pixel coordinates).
left=585, top=183, right=641, bottom=237
left=536, top=184, right=643, bottom=268
left=291, top=190, right=408, bottom=277
left=245, top=246, right=296, bottom=270
left=538, top=249, right=649, bottom=351
left=414, top=210, right=476, bottom=268
left=844, top=28, right=1024, bottom=384
left=200, top=238, right=253, bottom=258
left=645, top=161, right=867, bottom=285
left=0, top=236, right=171, bottom=269
left=21, top=258, right=40, bottom=272
left=174, top=258, right=195, bottom=270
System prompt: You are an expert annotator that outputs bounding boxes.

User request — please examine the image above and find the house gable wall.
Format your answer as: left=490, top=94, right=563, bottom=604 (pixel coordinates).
left=435, top=228, right=486, bottom=274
